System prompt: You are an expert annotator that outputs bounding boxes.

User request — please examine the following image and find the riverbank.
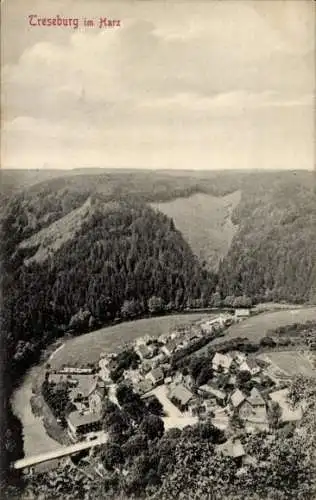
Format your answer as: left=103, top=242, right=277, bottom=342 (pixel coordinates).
left=11, top=312, right=213, bottom=458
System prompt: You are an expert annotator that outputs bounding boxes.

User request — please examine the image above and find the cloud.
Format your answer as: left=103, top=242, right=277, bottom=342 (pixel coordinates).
left=1, top=0, right=314, bottom=170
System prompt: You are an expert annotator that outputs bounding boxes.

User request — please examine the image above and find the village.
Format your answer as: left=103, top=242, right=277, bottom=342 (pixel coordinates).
left=44, top=308, right=306, bottom=463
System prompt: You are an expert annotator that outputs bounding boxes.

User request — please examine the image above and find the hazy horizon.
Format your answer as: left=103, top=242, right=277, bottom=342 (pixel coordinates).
left=2, top=0, right=314, bottom=171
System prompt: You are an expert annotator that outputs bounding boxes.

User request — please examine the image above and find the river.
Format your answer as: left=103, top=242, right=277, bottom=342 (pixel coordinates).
left=11, top=312, right=212, bottom=457
left=11, top=367, right=63, bottom=457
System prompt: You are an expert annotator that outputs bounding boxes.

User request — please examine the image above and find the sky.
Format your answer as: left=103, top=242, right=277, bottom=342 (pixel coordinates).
left=1, top=0, right=315, bottom=171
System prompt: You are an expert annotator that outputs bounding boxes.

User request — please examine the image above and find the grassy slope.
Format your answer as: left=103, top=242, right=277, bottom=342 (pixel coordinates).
left=258, top=351, right=315, bottom=377
left=18, top=197, right=119, bottom=265
left=212, top=307, right=316, bottom=345
left=151, top=190, right=241, bottom=269
left=50, top=313, right=213, bottom=368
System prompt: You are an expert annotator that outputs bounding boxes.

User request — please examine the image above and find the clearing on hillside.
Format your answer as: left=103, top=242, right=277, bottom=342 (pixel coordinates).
left=151, top=191, right=241, bottom=270
left=258, top=351, right=315, bottom=378
left=50, top=313, right=213, bottom=369
left=211, top=307, right=316, bottom=345
left=18, top=197, right=118, bottom=265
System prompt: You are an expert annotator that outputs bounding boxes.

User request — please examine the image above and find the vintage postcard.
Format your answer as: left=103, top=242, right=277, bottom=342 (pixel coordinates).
left=1, top=1, right=315, bottom=499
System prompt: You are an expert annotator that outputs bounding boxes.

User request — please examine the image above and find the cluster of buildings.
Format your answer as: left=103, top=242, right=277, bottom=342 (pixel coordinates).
left=45, top=309, right=302, bottom=449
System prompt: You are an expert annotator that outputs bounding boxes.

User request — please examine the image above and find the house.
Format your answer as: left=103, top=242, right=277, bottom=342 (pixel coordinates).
left=230, top=351, right=247, bottom=365
left=161, top=340, right=179, bottom=357
left=123, top=369, right=143, bottom=385
left=198, top=384, right=226, bottom=405
left=137, top=379, right=153, bottom=395
left=136, top=344, right=154, bottom=360
left=57, top=366, right=95, bottom=375
left=146, top=367, right=164, bottom=386
left=239, top=359, right=261, bottom=375
left=169, top=384, right=194, bottom=412
left=228, top=375, right=237, bottom=385
left=89, top=379, right=107, bottom=413
left=212, top=352, right=233, bottom=372
left=173, top=371, right=185, bottom=384
left=69, top=375, right=98, bottom=408
left=237, top=388, right=268, bottom=429
left=217, top=438, right=245, bottom=460
left=183, top=374, right=195, bottom=391
left=234, top=309, right=251, bottom=319
left=247, top=387, right=266, bottom=408
left=67, top=411, right=102, bottom=441
left=230, top=389, right=247, bottom=410
left=140, top=361, right=153, bottom=375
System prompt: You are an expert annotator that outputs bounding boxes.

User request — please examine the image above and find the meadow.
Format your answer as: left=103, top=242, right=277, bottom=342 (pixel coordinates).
left=151, top=191, right=241, bottom=270
left=259, top=350, right=315, bottom=378
left=50, top=313, right=213, bottom=369
left=211, top=306, right=316, bottom=345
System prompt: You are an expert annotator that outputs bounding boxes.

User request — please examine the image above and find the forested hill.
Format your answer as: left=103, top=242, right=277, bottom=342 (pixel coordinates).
left=2, top=169, right=315, bottom=304
left=218, top=173, right=316, bottom=304
left=1, top=169, right=315, bottom=490
left=1, top=198, right=216, bottom=486
left=3, top=199, right=216, bottom=375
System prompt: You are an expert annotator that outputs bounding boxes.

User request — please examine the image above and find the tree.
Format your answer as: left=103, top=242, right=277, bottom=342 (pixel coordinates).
left=122, top=433, right=148, bottom=458
left=223, top=295, right=235, bottom=307
left=148, top=296, right=165, bottom=315
left=196, top=366, right=213, bottom=387
left=139, top=415, right=164, bottom=441
left=233, top=295, right=252, bottom=308
left=120, top=299, right=142, bottom=319
left=116, top=383, right=137, bottom=406
left=101, top=443, right=124, bottom=471
left=236, top=370, right=252, bottom=388
left=268, top=401, right=282, bottom=430
left=146, top=396, right=164, bottom=416
left=210, top=291, right=222, bottom=308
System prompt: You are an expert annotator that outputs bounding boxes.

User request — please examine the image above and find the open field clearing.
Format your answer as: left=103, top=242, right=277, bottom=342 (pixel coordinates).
left=258, top=351, right=315, bottom=378
left=269, top=389, right=303, bottom=422
left=50, top=313, right=213, bottom=369
left=151, top=191, right=241, bottom=269
left=211, top=307, right=316, bottom=345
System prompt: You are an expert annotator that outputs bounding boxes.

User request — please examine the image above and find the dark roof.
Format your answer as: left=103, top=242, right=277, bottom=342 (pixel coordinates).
left=67, top=411, right=102, bottom=428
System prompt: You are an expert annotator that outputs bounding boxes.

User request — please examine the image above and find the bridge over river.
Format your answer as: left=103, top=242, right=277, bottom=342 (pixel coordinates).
left=13, top=433, right=108, bottom=471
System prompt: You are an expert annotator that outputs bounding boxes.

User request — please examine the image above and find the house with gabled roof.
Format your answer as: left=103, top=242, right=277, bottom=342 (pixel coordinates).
left=67, top=410, right=102, bottom=441
left=217, top=438, right=245, bottom=460
left=146, top=367, right=164, bottom=386
left=136, top=344, right=154, bottom=360
left=212, top=352, right=233, bottom=372
left=198, top=384, right=226, bottom=405
left=247, top=387, right=266, bottom=407
left=169, top=384, right=194, bottom=412
left=161, top=339, right=179, bottom=357
left=230, top=389, right=247, bottom=409
left=235, top=388, right=268, bottom=430
left=239, top=359, right=261, bottom=375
